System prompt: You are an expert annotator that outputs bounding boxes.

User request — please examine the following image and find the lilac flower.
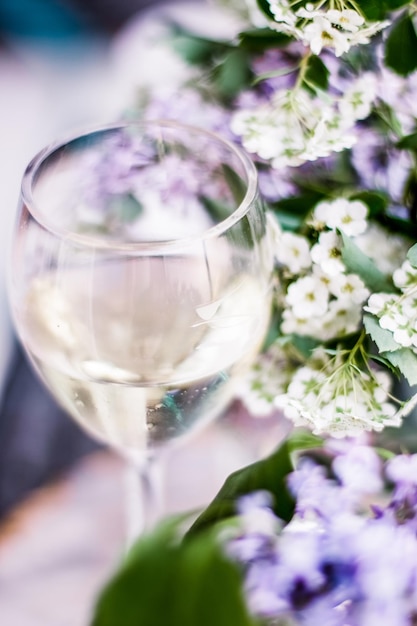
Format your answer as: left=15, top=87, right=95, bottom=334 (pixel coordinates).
left=350, top=127, right=412, bottom=203
left=83, top=131, right=157, bottom=201
left=385, top=454, right=417, bottom=531
left=142, top=88, right=233, bottom=139
left=250, top=45, right=301, bottom=97
left=332, top=445, right=383, bottom=495
left=228, top=445, right=417, bottom=626
left=287, top=458, right=357, bottom=522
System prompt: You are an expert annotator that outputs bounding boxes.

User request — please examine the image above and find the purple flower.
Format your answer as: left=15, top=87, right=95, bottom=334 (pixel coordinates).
left=350, top=126, right=412, bottom=203
left=332, top=444, right=383, bottom=495
left=385, top=454, right=417, bottom=531
left=228, top=445, right=417, bottom=626
left=288, top=458, right=357, bottom=522
left=80, top=129, right=157, bottom=220
left=250, top=46, right=301, bottom=97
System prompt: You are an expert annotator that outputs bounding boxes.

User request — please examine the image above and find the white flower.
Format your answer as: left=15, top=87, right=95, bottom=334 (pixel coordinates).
left=295, top=5, right=324, bottom=20
left=364, top=293, right=396, bottom=316
left=285, top=275, right=330, bottom=317
left=286, top=366, right=328, bottom=401
left=275, top=232, right=312, bottom=274
left=267, top=0, right=297, bottom=26
left=319, top=300, right=363, bottom=340
left=365, top=290, right=417, bottom=349
left=311, top=231, right=345, bottom=276
left=313, top=198, right=368, bottom=236
left=280, top=309, right=313, bottom=336
left=302, top=16, right=351, bottom=57
left=238, top=343, right=295, bottom=417
left=302, top=112, right=357, bottom=161
left=231, top=108, right=287, bottom=160
left=347, top=20, right=390, bottom=46
left=339, top=74, right=377, bottom=121
left=393, top=260, right=417, bottom=290
left=329, top=273, right=370, bottom=304
left=326, top=9, right=364, bottom=32
left=232, top=87, right=364, bottom=167
left=355, top=224, right=410, bottom=276
left=275, top=349, right=400, bottom=437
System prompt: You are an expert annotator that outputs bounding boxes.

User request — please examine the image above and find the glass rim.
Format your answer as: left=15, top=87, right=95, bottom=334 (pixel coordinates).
left=21, top=119, right=259, bottom=251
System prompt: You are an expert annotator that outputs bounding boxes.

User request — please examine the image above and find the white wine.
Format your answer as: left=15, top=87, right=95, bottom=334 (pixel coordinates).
left=17, top=256, right=271, bottom=454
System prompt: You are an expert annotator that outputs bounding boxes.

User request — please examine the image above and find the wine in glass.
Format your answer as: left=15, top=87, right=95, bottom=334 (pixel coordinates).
left=8, top=120, right=273, bottom=531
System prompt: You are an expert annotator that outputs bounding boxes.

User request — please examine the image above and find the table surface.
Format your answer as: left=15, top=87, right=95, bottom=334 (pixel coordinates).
left=0, top=408, right=288, bottom=626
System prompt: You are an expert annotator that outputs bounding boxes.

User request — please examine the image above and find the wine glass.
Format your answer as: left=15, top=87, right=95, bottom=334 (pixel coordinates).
left=8, top=120, right=273, bottom=535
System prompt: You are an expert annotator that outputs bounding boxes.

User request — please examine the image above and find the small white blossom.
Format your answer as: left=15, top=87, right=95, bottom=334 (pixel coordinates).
left=313, top=198, right=368, bottom=236
left=311, top=231, right=345, bottom=276
left=393, top=260, right=417, bottom=290
left=275, top=232, right=312, bottom=274
left=319, top=299, right=363, bottom=340
left=301, top=112, right=357, bottom=161
left=295, top=6, right=323, bottom=20
left=326, top=9, right=365, bottom=32
left=286, top=366, right=329, bottom=402
left=238, top=343, right=295, bottom=417
left=302, top=16, right=351, bottom=57
left=365, top=291, right=417, bottom=350
left=355, top=224, right=410, bottom=276
left=329, top=273, right=370, bottom=304
left=267, top=0, right=297, bottom=26
left=280, top=309, right=314, bottom=336
left=347, top=20, right=390, bottom=46
left=339, top=74, right=377, bottom=121
left=285, top=275, right=330, bottom=317
left=365, top=292, right=397, bottom=316
left=231, top=108, right=287, bottom=160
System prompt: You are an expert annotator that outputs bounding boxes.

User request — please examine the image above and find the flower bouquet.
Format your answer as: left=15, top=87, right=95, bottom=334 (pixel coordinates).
left=90, top=1, right=417, bottom=624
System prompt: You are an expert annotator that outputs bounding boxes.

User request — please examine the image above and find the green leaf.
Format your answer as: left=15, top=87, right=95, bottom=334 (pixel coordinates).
left=349, top=190, right=389, bottom=217
left=200, top=196, right=234, bottom=223
left=363, top=314, right=401, bottom=353
left=272, top=191, right=325, bottom=228
left=170, top=25, right=232, bottom=65
left=108, top=193, right=143, bottom=222
left=290, top=334, right=320, bottom=359
left=252, top=65, right=298, bottom=86
left=91, top=517, right=256, bottom=626
left=407, top=243, right=417, bottom=268
left=356, top=0, right=385, bottom=20
left=215, top=49, right=253, bottom=99
left=256, top=0, right=275, bottom=19
left=396, top=132, right=417, bottom=150
left=383, top=348, right=417, bottom=386
left=340, top=232, right=395, bottom=293
left=222, top=163, right=246, bottom=204
left=358, top=0, right=411, bottom=20
left=304, top=55, right=330, bottom=91
left=239, top=28, right=291, bottom=52
left=385, top=12, right=417, bottom=76
left=186, top=431, right=322, bottom=538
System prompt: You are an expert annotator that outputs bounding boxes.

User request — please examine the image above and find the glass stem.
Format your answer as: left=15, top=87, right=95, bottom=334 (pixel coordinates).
left=124, top=452, right=164, bottom=547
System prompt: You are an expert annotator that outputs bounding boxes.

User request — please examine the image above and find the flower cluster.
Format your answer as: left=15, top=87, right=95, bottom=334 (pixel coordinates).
left=75, top=128, right=233, bottom=240
left=232, top=70, right=376, bottom=168
left=275, top=348, right=400, bottom=437
left=274, top=197, right=371, bottom=341
left=266, top=1, right=389, bottom=56
left=126, top=0, right=417, bottom=436
left=228, top=441, right=417, bottom=625
left=366, top=259, right=417, bottom=350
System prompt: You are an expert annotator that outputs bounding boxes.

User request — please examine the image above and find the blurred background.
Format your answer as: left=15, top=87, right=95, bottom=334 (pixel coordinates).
left=0, top=0, right=189, bottom=520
